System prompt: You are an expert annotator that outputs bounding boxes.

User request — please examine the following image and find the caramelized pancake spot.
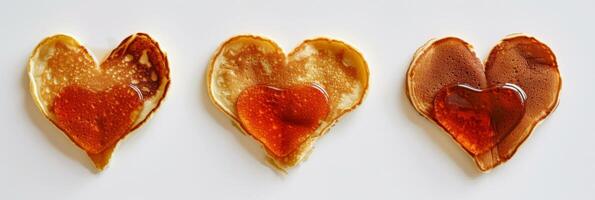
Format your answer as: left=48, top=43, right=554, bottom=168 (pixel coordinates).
left=104, top=35, right=167, bottom=98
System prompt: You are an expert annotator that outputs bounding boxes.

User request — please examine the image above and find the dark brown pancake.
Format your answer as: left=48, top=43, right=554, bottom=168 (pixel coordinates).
left=478, top=35, right=561, bottom=170
left=406, top=34, right=561, bottom=172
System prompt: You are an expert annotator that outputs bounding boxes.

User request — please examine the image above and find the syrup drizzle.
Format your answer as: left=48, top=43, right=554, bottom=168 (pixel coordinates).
left=433, top=84, right=526, bottom=155
left=236, top=84, right=330, bottom=157
left=52, top=85, right=143, bottom=154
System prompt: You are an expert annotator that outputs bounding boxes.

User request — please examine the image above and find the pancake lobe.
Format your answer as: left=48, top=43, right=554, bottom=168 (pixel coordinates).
left=407, top=35, right=560, bottom=172
left=407, top=37, right=487, bottom=119
left=478, top=35, right=560, bottom=170
left=208, top=35, right=369, bottom=170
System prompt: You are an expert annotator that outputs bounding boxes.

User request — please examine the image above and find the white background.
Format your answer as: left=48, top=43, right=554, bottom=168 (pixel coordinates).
left=1, top=0, right=593, bottom=199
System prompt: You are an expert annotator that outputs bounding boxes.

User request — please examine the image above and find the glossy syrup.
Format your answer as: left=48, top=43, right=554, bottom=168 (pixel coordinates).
left=433, top=84, right=526, bottom=155
left=236, top=84, right=330, bottom=157
left=52, top=84, right=143, bottom=154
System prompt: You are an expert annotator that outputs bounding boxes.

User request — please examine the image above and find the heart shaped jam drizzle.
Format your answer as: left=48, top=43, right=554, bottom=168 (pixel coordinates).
left=52, top=85, right=143, bottom=154
left=434, top=84, right=526, bottom=155
left=236, top=85, right=330, bottom=157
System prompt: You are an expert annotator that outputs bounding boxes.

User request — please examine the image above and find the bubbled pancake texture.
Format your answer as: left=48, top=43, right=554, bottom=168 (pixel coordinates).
left=211, top=36, right=366, bottom=121
left=209, top=36, right=368, bottom=169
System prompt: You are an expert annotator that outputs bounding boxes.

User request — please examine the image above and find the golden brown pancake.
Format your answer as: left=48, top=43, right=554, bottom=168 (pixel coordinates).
left=207, top=35, right=369, bottom=171
left=407, top=34, right=560, bottom=171
left=29, top=33, right=170, bottom=170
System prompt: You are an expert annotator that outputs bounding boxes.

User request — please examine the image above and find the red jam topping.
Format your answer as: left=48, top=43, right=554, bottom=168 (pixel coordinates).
left=52, top=85, right=143, bottom=154
left=433, top=84, right=526, bottom=155
left=236, top=84, right=330, bottom=157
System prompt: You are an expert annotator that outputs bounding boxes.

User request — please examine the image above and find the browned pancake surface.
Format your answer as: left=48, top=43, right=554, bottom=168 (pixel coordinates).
left=208, top=35, right=369, bottom=170
left=407, top=38, right=487, bottom=118
left=407, top=34, right=560, bottom=171
left=29, top=33, right=170, bottom=170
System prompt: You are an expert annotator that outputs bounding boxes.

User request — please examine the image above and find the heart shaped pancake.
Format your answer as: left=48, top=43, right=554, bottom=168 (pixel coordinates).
left=406, top=34, right=561, bottom=171
left=207, top=35, right=369, bottom=170
left=29, top=33, right=170, bottom=170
